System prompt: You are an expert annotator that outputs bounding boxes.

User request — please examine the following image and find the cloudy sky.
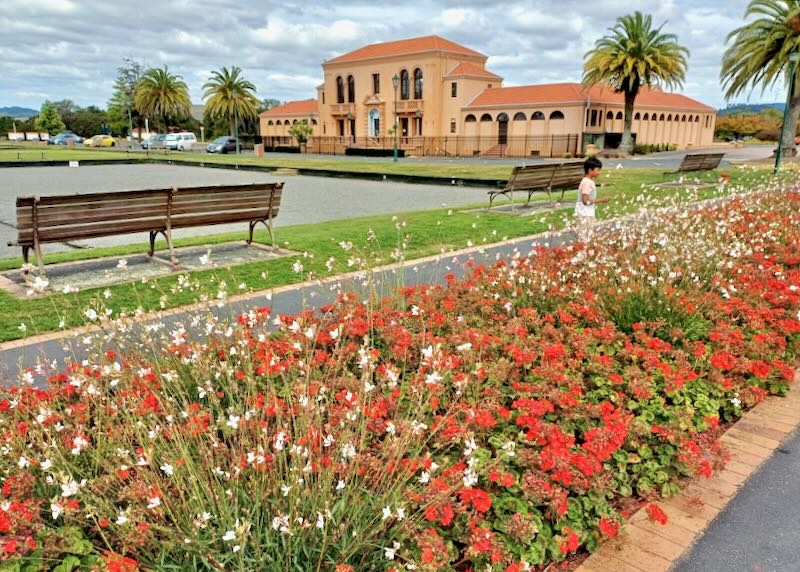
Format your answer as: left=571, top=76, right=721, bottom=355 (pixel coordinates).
left=0, top=0, right=786, bottom=112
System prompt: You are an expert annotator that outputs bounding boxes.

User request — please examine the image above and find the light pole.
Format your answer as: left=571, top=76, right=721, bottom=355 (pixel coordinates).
left=233, top=86, right=240, bottom=155
left=392, top=73, right=399, bottom=162
left=775, top=50, right=799, bottom=174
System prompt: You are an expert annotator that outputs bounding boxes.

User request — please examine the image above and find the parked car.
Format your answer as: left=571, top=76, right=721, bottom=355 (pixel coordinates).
left=141, top=134, right=166, bottom=149
left=207, top=136, right=238, bottom=154
left=48, top=131, right=83, bottom=145
left=84, top=134, right=116, bottom=147
left=164, top=132, right=197, bottom=151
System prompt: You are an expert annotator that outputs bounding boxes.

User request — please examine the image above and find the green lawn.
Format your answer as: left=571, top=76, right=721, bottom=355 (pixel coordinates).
left=0, top=164, right=791, bottom=343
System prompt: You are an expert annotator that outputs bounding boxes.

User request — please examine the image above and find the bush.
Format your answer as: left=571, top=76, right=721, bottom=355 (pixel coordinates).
left=2, top=192, right=800, bottom=570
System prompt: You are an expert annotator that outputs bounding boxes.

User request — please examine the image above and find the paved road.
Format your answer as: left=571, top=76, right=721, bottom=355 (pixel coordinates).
left=0, top=164, right=489, bottom=259
left=673, top=427, right=800, bottom=572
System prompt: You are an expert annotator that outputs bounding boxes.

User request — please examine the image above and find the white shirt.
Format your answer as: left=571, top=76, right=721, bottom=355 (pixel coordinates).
left=575, top=176, right=596, bottom=218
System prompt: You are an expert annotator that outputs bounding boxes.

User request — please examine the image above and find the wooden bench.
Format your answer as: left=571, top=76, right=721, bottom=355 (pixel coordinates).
left=9, top=182, right=284, bottom=273
left=488, top=161, right=585, bottom=209
left=664, top=152, right=725, bottom=176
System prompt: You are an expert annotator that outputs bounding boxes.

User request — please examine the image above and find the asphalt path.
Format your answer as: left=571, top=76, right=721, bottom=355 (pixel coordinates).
left=0, top=164, right=490, bottom=259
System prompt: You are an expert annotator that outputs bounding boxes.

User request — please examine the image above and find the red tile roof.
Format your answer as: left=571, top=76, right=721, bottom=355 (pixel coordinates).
left=259, top=99, right=319, bottom=117
left=466, top=83, right=714, bottom=111
left=325, top=35, right=485, bottom=65
left=445, top=62, right=502, bottom=80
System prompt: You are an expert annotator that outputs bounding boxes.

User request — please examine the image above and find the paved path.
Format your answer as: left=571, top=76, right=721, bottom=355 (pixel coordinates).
left=0, top=164, right=489, bottom=259
left=673, top=427, right=800, bottom=572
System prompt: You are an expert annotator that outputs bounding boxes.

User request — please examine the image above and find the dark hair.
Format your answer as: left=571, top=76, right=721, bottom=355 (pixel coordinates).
left=584, top=157, right=602, bottom=173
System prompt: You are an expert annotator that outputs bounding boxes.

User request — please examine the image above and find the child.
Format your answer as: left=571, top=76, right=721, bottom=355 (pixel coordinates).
left=574, top=157, right=608, bottom=236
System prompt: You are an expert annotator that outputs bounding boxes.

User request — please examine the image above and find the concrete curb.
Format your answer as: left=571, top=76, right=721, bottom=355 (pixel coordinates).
left=576, top=373, right=800, bottom=572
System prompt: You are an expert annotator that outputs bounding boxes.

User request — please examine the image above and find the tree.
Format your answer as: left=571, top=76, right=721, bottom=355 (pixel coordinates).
left=721, top=1, right=800, bottom=156
left=288, top=120, right=313, bottom=148
left=51, top=100, right=78, bottom=132
left=203, top=66, right=259, bottom=139
left=71, top=106, right=109, bottom=137
left=134, top=66, right=191, bottom=133
left=108, top=58, right=145, bottom=139
left=583, top=11, right=689, bottom=154
left=259, top=98, right=282, bottom=113
left=34, top=101, right=65, bottom=134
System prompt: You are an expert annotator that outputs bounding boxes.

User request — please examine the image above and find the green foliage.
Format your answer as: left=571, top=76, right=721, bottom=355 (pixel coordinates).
left=583, top=11, right=689, bottom=152
left=288, top=119, right=313, bottom=145
left=202, top=66, right=259, bottom=138
left=134, top=66, right=191, bottom=132
left=107, top=58, right=145, bottom=137
left=33, top=101, right=65, bottom=134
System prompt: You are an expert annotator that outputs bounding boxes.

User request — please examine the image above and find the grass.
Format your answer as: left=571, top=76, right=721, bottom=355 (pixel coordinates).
left=0, top=145, right=517, bottom=180
left=0, top=152, right=795, bottom=343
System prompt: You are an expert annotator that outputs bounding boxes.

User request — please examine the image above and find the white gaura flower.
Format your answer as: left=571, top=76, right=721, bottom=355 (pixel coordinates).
left=50, top=503, right=62, bottom=520
left=147, top=496, right=161, bottom=509
left=222, top=530, right=236, bottom=542
left=382, top=506, right=392, bottom=520
left=160, top=463, right=174, bottom=476
left=61, top=480, right=79, bottom=497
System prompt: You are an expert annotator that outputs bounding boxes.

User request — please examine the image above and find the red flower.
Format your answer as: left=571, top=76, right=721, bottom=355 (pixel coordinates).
left=559, top=527, right=580, bottom=553
left=459, top=488, right=492, bottom=513
left=599, top=517, right=620, bottom=537
left=646, top=503, right=669, bottom=525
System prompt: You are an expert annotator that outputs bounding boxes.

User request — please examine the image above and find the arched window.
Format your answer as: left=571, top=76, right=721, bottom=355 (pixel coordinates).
left=513, top=112, right=527, bottom=120
left=615, top=112, right=623, bottom=120
left=532, top=111, right=545, bottom=120
left=450, top=118, right=456, bottom=133
left=413, top=68, right=423, bottom=99
left=497, top=113, right=509, bottom=122
left=634, top=112, right=641, bottom=120
left=368, top=108, right=380, bottom=136
left=400, top=70, right=409, bottom=100
left=292, top=119, right=298, bottom=124
left=659, top=114, right=665, bottom=121
left=347, top=75, right=355, bottom=103
left=694, top=115, right=700, bottom=122
left=550, top=111, right=564, bottom=119
left=465, top=114, right=477, bottom=122
left=267, top=120, right=274, bottom=126
left=667, top=114, right=672, bottom=121
left=480, top=113, right=493, bottom=121
left=311, top=119, right=318, bottom=125
left=643, top=113, right=650, bottom=120
left=606, top=111, right=614, bottom=120
left=681, top=114, right=687, bottom=122
left=336, top=76, right=344, bottom=104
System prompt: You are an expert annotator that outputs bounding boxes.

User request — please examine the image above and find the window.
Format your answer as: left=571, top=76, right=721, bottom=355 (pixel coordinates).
left=413, top=68, right=423, bottom=99
left=347, top=75, right=355, bottom=103
left=373, top=73, right=380, bottom=94
left=532, top=111, right=545, bottom=120
left=451, top=82, right=457, bottom=97
left=634, top=112, right=641, bottom=120
left=497, top=113, right=509, bottom=122
left=659, top=114, right=665, bottom=121
left=705, top=115, right=711, bottom=128
left=589, top=109, right=599, bottom=127
left=615, top=112, right=623, bottom=120
left=400, top=70, right=409, bottom=100
left=465, top=114, right=477, bottom=122
left=606, top=111, right=614, bottom=120
left=322, top=92, right=325, bottom=104
left=667, top=114, right=672, bottom=121
left=643, top=113, right=649, bottom=120
left=450, top=119, right=456, bottom=133
left=267, top=120, right=273, bottom=126
left=513, top=112, right=526, bottom=121
left=338, top=119, right=344, bottom=136
left=480, top=113, right=493, bottom=121
left=550, top=111, right=564, bottom=120
left=487, top=84, right=493, bottom=88
left=681, top=114, right=687, bottom=122
left=336, top=76, right=344, bottom=104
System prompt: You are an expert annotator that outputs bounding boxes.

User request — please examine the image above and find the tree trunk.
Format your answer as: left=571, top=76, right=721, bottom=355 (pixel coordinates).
left=620, top=91, right=636, bottom=154
left=780, top=82, right=800, bottom=157
left=230, top=115, right=235, bottom=138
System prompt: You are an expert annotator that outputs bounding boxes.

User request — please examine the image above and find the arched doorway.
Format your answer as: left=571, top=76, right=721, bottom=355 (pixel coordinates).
left=497, top=113, right=509, bottom=145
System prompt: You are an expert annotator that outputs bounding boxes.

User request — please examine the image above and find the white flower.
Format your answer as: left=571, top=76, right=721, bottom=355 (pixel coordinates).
left=226, top=415, right=240, bottom=430
left=382, top=506, right=392, bottom=520
left=18, top=456, right=29, bottom=469
left=61, top=480, right=79, bottom=497
left=336, top=479, right=345, bottom=490
left=396, top=507, right=405, bottom=520
left=292, top=261, right=304, bottom=274
left=18, top=323, right=26, bottom=333
left=50, top=503, right=62, bottom=520
left=222, top=530, right=236, bottom=542
left=456, top=342, right=472, bottom=352
left=160, top=463, right=174, bottom=476
left=147, top=496, right=161, bottom=509
left=316, top=513, right=325, bottom=529
left=116, top=259, right=128, bottom=270
left=385, top=541, right=401, bottom=560
left=116, top=512, right=128, bottom=525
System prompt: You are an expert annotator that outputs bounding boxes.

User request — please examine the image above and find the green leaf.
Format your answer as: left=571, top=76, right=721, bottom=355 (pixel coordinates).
left=52, top=556, right=81, bottom=572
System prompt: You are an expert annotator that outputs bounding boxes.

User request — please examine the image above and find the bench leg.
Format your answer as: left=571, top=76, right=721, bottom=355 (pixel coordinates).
left=21, top=246, right=30, bottom=274
left=165, top=228, right=178, bottom=266
left=148, top=231, right=157, bottom=257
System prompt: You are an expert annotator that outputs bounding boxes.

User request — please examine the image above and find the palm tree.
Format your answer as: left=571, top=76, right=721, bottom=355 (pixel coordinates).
left=202, top=66, right=259, bottom=139
left=721, top=1, right=800, bottom=156
left=583, top=11, right=689, bottom=154
left=134, top=66, right=191, bottom=133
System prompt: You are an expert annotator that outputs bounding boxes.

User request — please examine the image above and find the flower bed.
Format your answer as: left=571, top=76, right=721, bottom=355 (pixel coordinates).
left=2, top=190, right=800, bottom=571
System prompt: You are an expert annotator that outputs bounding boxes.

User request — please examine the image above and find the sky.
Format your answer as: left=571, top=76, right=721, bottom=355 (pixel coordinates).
left=0, top=0, right=787, bottom=112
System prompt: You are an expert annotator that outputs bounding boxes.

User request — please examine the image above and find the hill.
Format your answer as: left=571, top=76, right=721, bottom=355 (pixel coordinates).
left=718, top=103, right=784, bottom=116
left=0, top=106, right=38, bottom=119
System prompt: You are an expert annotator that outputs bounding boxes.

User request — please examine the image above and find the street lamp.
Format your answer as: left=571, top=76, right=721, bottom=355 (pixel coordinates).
left=392, top=73, right=399, bottom=162
left=776, top=50, right=800, bottom=174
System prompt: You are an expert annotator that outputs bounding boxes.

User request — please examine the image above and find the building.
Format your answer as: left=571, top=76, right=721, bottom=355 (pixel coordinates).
left=260, top=35, right=716, bottom=158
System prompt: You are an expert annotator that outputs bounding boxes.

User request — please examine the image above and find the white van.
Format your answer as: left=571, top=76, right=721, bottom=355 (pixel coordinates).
left=164, top=132, right=197, bottom=151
